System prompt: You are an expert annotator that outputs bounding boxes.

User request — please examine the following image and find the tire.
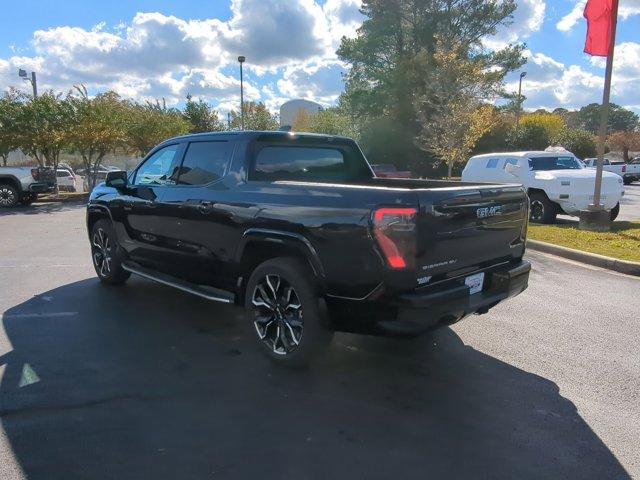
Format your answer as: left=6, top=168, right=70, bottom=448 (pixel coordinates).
left=529, top=192, right=557, bottom=224
left=623, top=177, right=632, bottom=185
left=245, top=257, right=334, bottom=367
left=610, top=202, right=620, bottom=221
left=90, top=219, right=131, bottom=285
left=20, top=193, right=36, bottom=206
left=0, top=184, right=20, bottom=208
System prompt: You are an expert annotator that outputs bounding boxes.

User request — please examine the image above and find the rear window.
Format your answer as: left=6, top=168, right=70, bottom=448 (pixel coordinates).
left=250, top=145, right=370, bottom=182
left=528, top=156, right=583, bottom=171
left=176, top=141, right=232, bottom=185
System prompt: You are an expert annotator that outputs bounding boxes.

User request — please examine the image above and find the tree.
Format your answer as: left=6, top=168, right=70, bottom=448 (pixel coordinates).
left=229, top=102, right=278, bottom=131
left=292, top=107, right=358, bottom=139
left=552, top=129, right=597, bottom=159
left=123, top=100, right=191, bottom=157
left=607, top=130, right=640, bottom=162
left=0, top=91, right=20, bottom=166
left=520, top=112, right=566, bottom=140
left=505, top=123, right=550, bottom=151
left=183, top=94, right=224, bottom=133
left=574, top=103, right=638, bottom=134
left=338, top=0, right=524, bottom=168
left=67, top=86, right=127, bottom=190
left=421, top=102, right=495, bottom=177
left=12, top=91, right=73, bottom=192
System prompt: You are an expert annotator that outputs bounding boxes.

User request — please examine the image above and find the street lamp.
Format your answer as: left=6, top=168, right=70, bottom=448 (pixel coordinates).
left=238, top=55, right=246, bottom=130
left=515, top=71, right=527, bottom=128
left=18, top=69, right=38, bottom=97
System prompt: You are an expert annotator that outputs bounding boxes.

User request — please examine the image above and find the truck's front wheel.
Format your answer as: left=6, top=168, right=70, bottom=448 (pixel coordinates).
left=245, top=257, right=333, bottom=366
left=529, top=192, right=557, bottom=224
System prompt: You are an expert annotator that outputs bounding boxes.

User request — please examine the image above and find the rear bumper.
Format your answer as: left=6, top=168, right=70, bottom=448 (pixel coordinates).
left=28, top=182, right=55, bottom=193
left=376, top=260, right=531, bottom=335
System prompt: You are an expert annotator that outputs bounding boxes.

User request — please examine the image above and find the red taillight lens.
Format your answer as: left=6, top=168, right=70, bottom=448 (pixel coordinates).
left=622, top=165, right=626, bottom=173
left=31, top=168, right=39, bottom=181
left=372, top=207, right=417, bottom=269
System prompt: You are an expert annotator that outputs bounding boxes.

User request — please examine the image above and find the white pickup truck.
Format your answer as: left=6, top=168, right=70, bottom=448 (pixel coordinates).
left=0, top=166, right=56, bottom=207
left=462, top=151, right=625, bottom=224
left=583, top=158, right=640, bottom=185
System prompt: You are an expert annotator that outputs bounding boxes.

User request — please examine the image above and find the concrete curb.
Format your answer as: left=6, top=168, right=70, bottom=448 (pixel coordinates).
left=527, top=239, right=640, bottom=277
left=35, top=193, right=89, bottom=204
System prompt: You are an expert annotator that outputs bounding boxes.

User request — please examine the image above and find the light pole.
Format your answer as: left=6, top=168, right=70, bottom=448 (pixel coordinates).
left=238, top=55, right=246, bottom=130
left=515, top=71, right=526, bottom=128
left=18, top=69, right=38, bottom=97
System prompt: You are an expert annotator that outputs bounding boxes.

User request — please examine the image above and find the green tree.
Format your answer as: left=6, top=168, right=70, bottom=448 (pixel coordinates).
left=505, top=123, right=550, bottom=151
left=229, top=102, right=278, bottom=131
left=12, top=91, right=73, bottom=192
left=123, top=100, right=191, bottom=157
left=574, top=103, right=638, bottom=134
left=0, top=91, right=20, bottom=166
left=552, top=129, right=597, bottom=159
left=183, top=94, right=224, bottom=133
left=520, top=112, right=566, bottom=140
left=68, top=86, right=127, bottom=190
left=292, top=107, right=358, bottom=139
left=338, top=0, right=525, bottom=168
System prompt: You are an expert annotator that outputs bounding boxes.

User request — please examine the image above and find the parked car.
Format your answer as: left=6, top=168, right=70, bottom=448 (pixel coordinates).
left=87, top=131, right=531, bottom=365
left=583, top=158, right=640, bottom=185
left=56, top=168, right=77, bottom=192
left=80, top=165, right=120, bottom=191
left=371, top=164, right=412, bottom=178
left=462, top=151, right=625, bottom=224
left=0, top=166, right=56, bottom=207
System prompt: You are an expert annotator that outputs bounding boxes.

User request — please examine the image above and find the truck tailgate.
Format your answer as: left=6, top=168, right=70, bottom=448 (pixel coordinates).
left=415, top=185, right=527, bottom=277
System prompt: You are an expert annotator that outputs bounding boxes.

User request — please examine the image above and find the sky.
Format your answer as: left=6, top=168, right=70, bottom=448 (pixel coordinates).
left=0, top=0, right=638, bottom=116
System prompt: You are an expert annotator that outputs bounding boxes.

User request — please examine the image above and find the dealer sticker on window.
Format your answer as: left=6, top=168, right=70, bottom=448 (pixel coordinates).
left=465, top=272, right=485, bottom=295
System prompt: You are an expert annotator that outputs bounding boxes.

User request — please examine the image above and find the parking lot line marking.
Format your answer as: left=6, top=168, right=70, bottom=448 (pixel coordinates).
left=1, top=312, right=78, bottom=319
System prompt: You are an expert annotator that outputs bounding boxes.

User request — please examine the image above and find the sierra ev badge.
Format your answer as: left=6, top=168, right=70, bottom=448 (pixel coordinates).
left=477, top=205, right=503, bottom=218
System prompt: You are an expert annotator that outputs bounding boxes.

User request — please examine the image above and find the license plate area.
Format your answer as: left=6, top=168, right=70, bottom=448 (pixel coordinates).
left=465, top=272, right=485, bottom=295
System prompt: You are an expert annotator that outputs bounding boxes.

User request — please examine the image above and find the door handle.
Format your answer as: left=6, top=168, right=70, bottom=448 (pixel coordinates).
left=198, top=201, right=214, bottom=214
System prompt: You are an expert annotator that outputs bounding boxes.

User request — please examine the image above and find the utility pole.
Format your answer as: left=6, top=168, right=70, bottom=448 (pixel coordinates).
left=238, top=56, right=246, bottom=130
left=515, top=71, right=526, bottom=128
left=590, top=0, right=618, bottom=212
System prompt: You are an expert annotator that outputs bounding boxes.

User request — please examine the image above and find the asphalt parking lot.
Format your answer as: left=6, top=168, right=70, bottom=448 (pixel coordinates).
left=0, top=202, right=638, bottom=479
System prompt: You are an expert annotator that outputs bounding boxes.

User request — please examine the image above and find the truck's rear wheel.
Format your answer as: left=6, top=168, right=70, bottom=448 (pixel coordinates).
left=245, top=257, right=333, bottom=367
left=529, top=192, right=557, bottom=224
left=91, top=219, right=131, bottom=285
left=0, top=184, right=19, bottom=208
left=20, top=193, right=36, bottom=205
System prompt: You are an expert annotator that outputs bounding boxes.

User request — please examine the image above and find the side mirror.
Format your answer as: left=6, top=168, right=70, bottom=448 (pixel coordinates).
left=505, top=162, right=521, bottom=177
left=105, top=170, right=128, bottom=189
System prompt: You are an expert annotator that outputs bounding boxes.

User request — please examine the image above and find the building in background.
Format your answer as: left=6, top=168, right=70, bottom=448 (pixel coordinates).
left=279, top=99, right=322, bottom=130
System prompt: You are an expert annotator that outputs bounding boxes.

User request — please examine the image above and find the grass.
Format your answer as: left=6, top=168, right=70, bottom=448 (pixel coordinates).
left=528, top=221, right=640, bottom=263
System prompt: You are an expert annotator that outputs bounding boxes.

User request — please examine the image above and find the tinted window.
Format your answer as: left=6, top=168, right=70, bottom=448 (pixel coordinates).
left=251, top=146, right=349, bottom=182
left=56, top=170, right=70, bottom=178
left=134, top=145, right=181, bottom=185
left=528, top=156, right=583, bottom=171
left=486, top=158, right=498, bottom=168
left=503, top=158, right=518, bottom=169
left=177, top=141, right=232, bottom=185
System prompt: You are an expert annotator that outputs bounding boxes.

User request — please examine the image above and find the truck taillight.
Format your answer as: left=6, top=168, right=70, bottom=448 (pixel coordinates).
left=622, top=165, right=626, bottom=173
left=31, top=168, right=40, bottom=181
left=372, top=207, right=417, bottom=269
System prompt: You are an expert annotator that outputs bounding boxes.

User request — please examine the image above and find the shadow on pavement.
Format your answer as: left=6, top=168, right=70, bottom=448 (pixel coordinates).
left=0, top=278, right=629, bottom=479
left=0, top=200, right=86, bottom=217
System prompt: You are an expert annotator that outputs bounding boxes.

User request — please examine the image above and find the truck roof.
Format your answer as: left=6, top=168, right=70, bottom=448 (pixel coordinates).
left=162, top=130, right=355, bottom=144
left=470, top=151, right=575, bottom=159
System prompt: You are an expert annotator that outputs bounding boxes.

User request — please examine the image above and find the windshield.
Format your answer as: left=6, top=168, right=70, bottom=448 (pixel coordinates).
left=528, top=156, right=583, bottom=171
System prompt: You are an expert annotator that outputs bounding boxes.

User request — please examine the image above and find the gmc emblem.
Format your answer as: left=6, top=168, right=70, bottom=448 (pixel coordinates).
left=477, top=205, right=503, bottom=218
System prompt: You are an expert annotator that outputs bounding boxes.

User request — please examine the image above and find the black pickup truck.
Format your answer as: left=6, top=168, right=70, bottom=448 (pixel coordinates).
left=87, top=131, right=531, bottom=365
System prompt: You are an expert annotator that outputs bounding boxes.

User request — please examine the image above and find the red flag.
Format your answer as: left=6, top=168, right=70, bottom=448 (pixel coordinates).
left=583, top=0, right=614, bottom=56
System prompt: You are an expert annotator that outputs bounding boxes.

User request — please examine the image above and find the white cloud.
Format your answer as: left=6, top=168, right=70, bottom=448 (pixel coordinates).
left=0, top=2, right=359, bottom=106
left=277, top=60, right=346, bottom=104
left=484, top=0, right=546, bottom=49
left=558, top=0, right=640, bottom=32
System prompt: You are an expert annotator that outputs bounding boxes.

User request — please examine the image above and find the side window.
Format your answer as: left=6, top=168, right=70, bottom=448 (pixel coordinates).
left=176, top=141, right=232, bottom=185
left=503, top=158, right=518, bottom=169
left=133, top=145, right=182, bottom=186
left=251, top=146, right=347, bottom=182
left=486, top=158, right=499, bottom=168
